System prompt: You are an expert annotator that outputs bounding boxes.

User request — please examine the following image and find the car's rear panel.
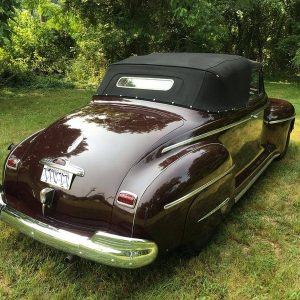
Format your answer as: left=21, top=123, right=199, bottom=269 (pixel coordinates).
left=3, top=101, right=184, bottom=235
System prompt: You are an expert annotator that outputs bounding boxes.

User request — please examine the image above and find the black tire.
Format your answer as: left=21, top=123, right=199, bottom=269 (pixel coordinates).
left=185, top=226, right=217, bottom=256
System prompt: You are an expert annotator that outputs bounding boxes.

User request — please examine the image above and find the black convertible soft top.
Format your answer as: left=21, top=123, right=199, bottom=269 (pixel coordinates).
left=97, top=53, right=262, bottom=112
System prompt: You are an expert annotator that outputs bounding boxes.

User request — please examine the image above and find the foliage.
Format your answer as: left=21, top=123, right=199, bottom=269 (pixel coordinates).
left=171, top=0, right=226, bottom=52
left=65, top=0, right=183, bottom=62
left=0, top=0, right=19, bottom=46
left=64, top=0, right=227, bottom=61
left=0, top=0, right=300, bottom=86
left=64, top=0, right=300, bottom=76
left=0, top=1, right=76, bottom=86
left=295, top=48, right=300, bottom=67
left=171, top=0, right=300, bottom=72
left=66, top=24, right=106, bottom=86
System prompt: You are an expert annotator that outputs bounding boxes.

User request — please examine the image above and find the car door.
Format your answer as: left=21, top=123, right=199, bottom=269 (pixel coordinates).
left=219, top=67, right=267, bottom=187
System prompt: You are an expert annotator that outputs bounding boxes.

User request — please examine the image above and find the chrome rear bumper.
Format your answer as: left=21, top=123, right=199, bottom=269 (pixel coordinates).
left=0, top=193, right=158, bottom=268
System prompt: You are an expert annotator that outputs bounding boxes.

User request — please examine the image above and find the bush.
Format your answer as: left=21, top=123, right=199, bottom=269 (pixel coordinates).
left=32, top=29, right=76, bottom=75
left=0, top=47, right=31, bottom=86
left=0, top=8, right=77, bottom=86
left=66, top=25, right=106, bottom=87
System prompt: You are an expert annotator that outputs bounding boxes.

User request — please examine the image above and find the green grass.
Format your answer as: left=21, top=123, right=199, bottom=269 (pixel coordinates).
left=0, top=83, right=299, bottom=300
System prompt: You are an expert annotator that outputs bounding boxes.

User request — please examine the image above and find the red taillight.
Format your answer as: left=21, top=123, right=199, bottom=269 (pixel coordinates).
left=117, top=191, right=138, bottom=208
left=6, top=156, right=20, bottom=170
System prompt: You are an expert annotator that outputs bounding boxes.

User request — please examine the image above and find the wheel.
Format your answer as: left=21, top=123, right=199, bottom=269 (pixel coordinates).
left=185, top=226, right=218, bottom=255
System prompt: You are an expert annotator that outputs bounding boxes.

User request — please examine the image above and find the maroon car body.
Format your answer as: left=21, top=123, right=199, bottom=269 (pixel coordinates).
left=0, top=53, right=296, bottom=268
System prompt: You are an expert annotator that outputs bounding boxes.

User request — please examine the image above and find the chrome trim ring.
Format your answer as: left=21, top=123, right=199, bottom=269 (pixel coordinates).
left=0, top=195, right=158, bottom=269
left=263, top=114, right=296, bottom=124
left=116, top=191, right=138, bottom=208
left=40, top=158, right=85, bottom=177
left=6, top=157, right=20, bottom=171
left=164, top=164, right=235, bottom=210
left=198, top=197, right=231, bottom=222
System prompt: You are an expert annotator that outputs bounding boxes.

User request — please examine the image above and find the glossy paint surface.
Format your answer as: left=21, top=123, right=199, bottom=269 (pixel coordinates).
left=262, top=98, right=296, bottom=154
left=4, top=99, right=186, bottom=234
left=131, top=143, right=233, bottom=249
left=264, top=98, right=295, bottom=122
left=114, top=102, right=256, bottom=244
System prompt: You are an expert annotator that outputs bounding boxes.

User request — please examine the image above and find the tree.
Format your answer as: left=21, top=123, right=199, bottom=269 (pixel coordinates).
left=65, top=0, right=175, bottom=62
left=172, top=0, right=300, bottom=71
left=0, top=0, right=19, bottom=46
left=220, top=0, right=300, bottom=70
left=64, top=0, right=226, bottom=62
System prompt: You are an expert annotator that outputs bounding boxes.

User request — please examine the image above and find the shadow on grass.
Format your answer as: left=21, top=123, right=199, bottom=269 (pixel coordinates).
left=1, top=235, right=193, bottom=299
left=1, top=217, right=226, bottom=299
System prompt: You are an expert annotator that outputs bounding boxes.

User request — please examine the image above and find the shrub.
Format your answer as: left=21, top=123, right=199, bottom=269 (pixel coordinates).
left=0, top=8, right=76, bottom=86
left=66, top=25, right=106, bottom=87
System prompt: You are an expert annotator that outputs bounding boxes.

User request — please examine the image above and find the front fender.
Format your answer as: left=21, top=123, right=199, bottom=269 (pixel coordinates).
left=262, top=98, right=296, bottom=153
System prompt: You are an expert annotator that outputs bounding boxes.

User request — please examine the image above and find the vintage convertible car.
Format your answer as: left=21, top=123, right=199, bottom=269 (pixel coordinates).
left=0, top=53, right=296, bottom=268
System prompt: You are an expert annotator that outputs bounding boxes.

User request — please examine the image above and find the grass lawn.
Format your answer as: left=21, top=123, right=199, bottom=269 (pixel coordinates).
left=0, top=83, right=299, bottom=300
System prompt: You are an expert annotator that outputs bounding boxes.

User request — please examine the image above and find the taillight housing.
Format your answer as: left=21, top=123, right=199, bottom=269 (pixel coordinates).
left=117, top=191, right=138, bottom=208
left=6, top=155, right=20, bottom=170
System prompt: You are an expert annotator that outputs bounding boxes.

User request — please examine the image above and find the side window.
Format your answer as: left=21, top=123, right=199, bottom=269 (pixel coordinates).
left=249, top=70, right=261, bottom=102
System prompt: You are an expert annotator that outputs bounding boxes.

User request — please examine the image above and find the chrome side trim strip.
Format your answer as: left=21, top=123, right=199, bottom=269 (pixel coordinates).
left=0, top=193, right=5, bottom=208
left=29, top=128, right=45, bottom=144
left=162, top=108, right=264, bottom=154
left=263, top=114, right=296, bottom=124
left=0, top=195, right=158, bottom=269
left=235, top=153, right=280, bottom=203
left=198, top=197, right=230, bottom=222
left=67, top=135, right=84, bottom=154
left=164, top=164, right=235, bottom=210
left=40, top=158, right=85, bottom=177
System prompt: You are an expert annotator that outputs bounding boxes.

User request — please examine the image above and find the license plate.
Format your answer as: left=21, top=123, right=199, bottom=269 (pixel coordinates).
left=40, top=166, right=73, bottom=190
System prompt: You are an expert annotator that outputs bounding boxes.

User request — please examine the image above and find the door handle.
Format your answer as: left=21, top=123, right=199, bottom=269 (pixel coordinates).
left=251, top=114, right=258, bottom=119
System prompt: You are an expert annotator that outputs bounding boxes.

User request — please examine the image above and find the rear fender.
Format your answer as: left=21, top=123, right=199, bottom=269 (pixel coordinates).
left=133, top=142, right=234, bottom=252
left=182, top=163, right=235, bottom=246
left=2, top=129, right=44, bottom=197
